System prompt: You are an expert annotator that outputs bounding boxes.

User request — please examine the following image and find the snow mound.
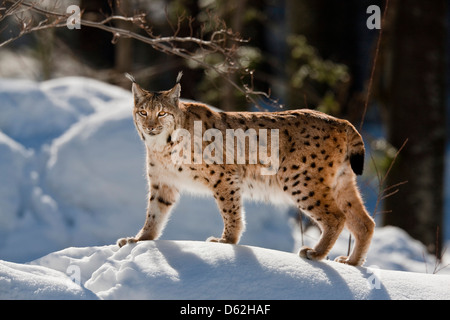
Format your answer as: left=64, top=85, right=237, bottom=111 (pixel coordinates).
left=0, top=132, right=31, bottom=234
left=0, top=260, right=96, bottom=300
left=28, top=241, right=450, bottom=300
left=0, top=77, right=130, bottom=148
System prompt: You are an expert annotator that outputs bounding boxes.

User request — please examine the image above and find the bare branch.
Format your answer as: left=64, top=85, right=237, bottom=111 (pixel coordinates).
left=2, top=0, right=24, bottom=19
left=1, top=0, right=274, bottom=109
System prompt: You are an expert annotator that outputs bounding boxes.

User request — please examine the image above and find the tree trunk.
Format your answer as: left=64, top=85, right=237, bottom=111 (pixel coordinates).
left=381, top=0, right=446, bottom=254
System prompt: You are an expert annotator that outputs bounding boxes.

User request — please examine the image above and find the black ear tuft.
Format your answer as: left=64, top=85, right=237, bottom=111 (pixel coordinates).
left=176, top=71, right=183, bottom=84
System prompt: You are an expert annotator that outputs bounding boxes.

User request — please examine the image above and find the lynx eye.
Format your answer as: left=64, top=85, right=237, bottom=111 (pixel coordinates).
left=138, top=110, right=147, bottom=117
left=158, top=111, right=168, bottom=117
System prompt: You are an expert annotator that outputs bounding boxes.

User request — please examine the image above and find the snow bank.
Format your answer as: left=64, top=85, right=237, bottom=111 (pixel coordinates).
left=0, top=77, right=130, bottom=148
left=0, top=77, right=140, bottom=261
left=0, top=259, right=96, bottom=299
left=24, top=240, right=450, bottom=300
left=0, top=132, right=30, bottom=234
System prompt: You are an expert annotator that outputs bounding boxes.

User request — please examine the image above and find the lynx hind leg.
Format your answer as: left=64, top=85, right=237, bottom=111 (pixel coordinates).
left=286, top=180, right=346, bottom=262
left=117, top=183, right=179, bottom=247
left=298, top=201, right=346, bottom=262
left=333, top=168, right=375, bottom=266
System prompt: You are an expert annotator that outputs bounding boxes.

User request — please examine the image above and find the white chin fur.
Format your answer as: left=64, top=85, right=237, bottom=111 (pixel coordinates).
left=144, top=131, right=169, bottom=150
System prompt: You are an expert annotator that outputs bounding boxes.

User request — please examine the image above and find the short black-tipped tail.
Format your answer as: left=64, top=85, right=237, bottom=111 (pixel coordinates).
left=350, top=152, right=365, bottom=176
left=346, top=124, right=365, bottom=176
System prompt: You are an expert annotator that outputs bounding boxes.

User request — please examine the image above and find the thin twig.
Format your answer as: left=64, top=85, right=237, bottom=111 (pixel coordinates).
left=359, top=0, right=390, bottom=131
left=298, top=209, right=304, bottom=247
left=372, top=138, right=408, bottom=218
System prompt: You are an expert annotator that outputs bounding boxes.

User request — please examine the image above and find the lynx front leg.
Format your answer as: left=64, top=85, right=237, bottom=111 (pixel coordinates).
left=207, top=187, right=245, bottom=244
left=117, top=183, right=179, bottom=247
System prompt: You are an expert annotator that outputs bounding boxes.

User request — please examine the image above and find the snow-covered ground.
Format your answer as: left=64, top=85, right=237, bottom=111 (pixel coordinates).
left=1, top=240, right=448, bottom=300
left=0, top=77, right=449, bottom=300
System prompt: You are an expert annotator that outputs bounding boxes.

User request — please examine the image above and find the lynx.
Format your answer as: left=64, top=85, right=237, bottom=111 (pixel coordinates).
left=117, top=73, right=375, bottom=266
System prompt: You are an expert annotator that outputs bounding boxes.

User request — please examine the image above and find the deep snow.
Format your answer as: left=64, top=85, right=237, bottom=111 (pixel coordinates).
left=1, top=240, right=450, bottom=300
left=23, top=240, right=450, bottom=300
left=0, top=76, right=449, bottom=300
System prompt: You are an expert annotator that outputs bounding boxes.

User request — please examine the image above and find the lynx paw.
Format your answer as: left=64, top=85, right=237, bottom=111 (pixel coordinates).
left=117, top=237, right=138, bottom=248
left=207, top=236, right=224, bottom=243
left=334, top=255, right=349, bottom=264
left=334, top=255, right=365, bottom=266
left=299, top=246, right=325, bottom=261
left=206, top=236, right=235, bottom=244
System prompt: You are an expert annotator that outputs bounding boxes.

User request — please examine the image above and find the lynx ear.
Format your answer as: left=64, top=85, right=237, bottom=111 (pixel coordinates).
left=125, top=73, right=146, bottom=105
left=168, top=83, right=180, bottom=103
left=167, top=72, right=182, bottom=106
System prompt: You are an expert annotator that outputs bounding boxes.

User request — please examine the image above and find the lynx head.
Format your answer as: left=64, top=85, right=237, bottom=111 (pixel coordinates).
left=127, top=72, right=183, bottom=146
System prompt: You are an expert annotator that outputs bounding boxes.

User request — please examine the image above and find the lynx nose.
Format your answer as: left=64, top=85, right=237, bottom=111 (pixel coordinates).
left=145, top=126, right=162, bottom=135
